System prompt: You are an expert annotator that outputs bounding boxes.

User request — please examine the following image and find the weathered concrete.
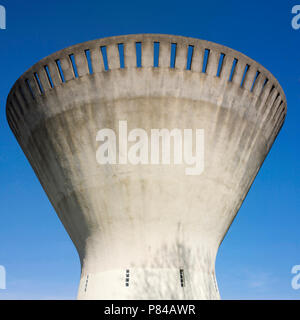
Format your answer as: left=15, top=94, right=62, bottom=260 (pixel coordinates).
left=6, top=34, right=286, bottom=300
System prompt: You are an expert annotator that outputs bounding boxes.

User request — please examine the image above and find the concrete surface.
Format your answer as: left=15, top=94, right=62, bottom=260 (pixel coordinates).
left=6, top=34, right=287, bottom=300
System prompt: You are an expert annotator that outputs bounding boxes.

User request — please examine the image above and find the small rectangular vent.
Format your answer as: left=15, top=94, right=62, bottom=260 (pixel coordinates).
left=118, top=43, right=125, bottom=69
left=251, top=71, right=260, bottom=92
left=202, top=49, right=210, bottom=73
left=186, top=45, right=194, bottom=70
left=180, top=269, right=185, bottom=287
left=170, top=43, right=177, bottom=68
left=85, top=49, right=93, bottom=74
left=125, top=269, right=130, bottom=287
left=216, top=53, right=225, bottom=77
left=44, top=65, right=54, bottom=88
left=229, top=58, right=238, bottom=82
left=25, top=79, right=35, bottom=99
left=55, top=59, right=65, bottom=83
left=240, top=64, right=250, bottom=88
left=136, top=42, right=142, bottom=68
left=34, top=72, right=44, bottom=94
left=69, top=54, right=78, bottom=78
left=154, top=42, right=159, bottom=67
left=100, top=46, right=109, bottom=71
left=84, top=275, right=89, bottom=292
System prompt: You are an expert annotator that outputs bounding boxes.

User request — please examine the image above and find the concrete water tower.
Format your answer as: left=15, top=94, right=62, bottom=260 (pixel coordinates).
left=6, top=34, right=286, bottom=299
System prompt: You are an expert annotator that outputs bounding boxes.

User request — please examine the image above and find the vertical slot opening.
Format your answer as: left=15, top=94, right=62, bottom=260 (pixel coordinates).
left=229, top=58, right=238, bottom=82
left=186, top=45, right=194, bottom=70
left=262, top=78, right=269, bottom=89
left=136, top=42, right=142, bottom=68
left=69, top=54, right=78, bottom=78
left=84, top=275, right=89, bottom=292
left=240, top=64, right=249, bottom=88
left=33, top=72, right=44, bottom=94
left=44, top=65, right=54, bottom=88
left=25, top=79, right=35, bottom=99
left=118, top=43, right=125, bottom=69
left=100, top=46, right=109, bottom=71
left=260, top=78, right=269, bottom=96
left=180, top=269, right=185, bottom=288
left=85, top=49, right=93, bottom=74
left=55, top=59, right=65, bottom=83
left=202, top=49, right=210, bottom=73
left=170, top=43, right=177, bottom=68
left=125, top=269, right=130, bottom=287
left=267, top=85, right=276, bottom=101
left=250, top=71, right=260, bottom=92
left=153, top=42, right=159, bottom=67
left=271, top=94, right=281, bottom=113
left=216, top=53, right=225, bottom=77
left=279, top=101, right=284, bottom=116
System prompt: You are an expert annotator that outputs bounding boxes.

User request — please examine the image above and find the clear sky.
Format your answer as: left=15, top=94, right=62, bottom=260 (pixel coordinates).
left=0, top=0, right=299, bottom=299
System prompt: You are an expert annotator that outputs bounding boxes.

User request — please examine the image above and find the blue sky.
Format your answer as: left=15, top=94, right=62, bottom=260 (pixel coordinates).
left=0, top=0, right=299, bottom=299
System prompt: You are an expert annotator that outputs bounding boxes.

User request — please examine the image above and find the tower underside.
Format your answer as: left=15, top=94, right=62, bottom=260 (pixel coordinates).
left=6, top=34, right=286, bottom=299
